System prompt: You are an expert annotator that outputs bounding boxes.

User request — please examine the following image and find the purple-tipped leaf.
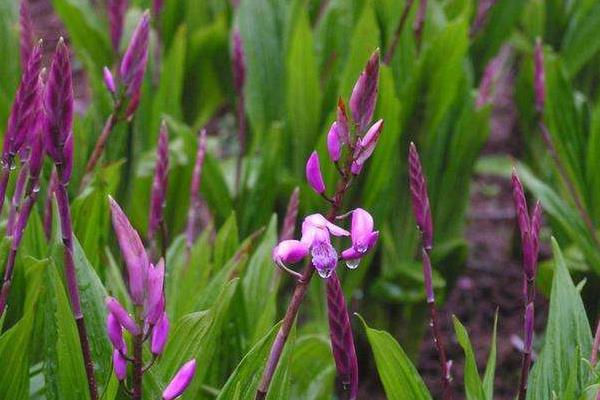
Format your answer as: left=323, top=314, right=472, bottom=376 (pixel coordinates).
left=408, top=143, right=433, bottom=250
left=306, top=151, right=325, bottom=194
left=349, top=50, right=380, bottom=132
left=162, top=359, right=197, bottom=400
left=106, top=297, right=140, bottom=335
left=109, top=196, right=149, bottom=305
left=107, top=0, right=128, bottom=53
left=148, top=122, right=169, bottom=243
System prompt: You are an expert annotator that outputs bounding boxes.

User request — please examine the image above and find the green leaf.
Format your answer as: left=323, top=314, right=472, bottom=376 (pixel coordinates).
left=286, top=7, right=322, bottom=170
left=214, top=213, right=239, bottom=269
left=289, top=334, right=335, bottom=400
left=452, top=316, right=485, bottom=400
left=526, top=238, right=593, bottom=399
left=561, top=1, right=600, bottom=77
left=216, top=322, right=284, bottom=400
left=359, top=315, right=432, bottom=400
left=482, top=312, right=498, bottom=400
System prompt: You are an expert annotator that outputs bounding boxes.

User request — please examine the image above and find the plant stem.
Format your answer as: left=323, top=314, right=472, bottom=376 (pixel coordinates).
left=0, top=176, right=39, bottom=318
left=383, top=0, right=415, bottom=65
left=517, top=279, right=535, bottom=400
left=55, top=177, right=98, bottom=400
left=256, top=160, right=353, bottom=400
left=83, top=112, right=118, bottom=178
left=538, top=121, right=599, bottom=247
left=132, top=330, right=144, bottom=400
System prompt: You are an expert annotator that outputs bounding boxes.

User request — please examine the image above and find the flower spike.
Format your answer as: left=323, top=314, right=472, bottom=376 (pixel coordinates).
left=408, top=143, right=433, bottom=250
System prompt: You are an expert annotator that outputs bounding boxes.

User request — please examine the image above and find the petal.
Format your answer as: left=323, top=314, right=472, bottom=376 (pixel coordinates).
left=272, top=240, right=309, bottom=264
left=311, top=241, right=338, bottom=279
left=162, top=360, right=197, bottom=400
left=305, top=151, right=326, bottom=194
left=351, top=208, right=374, bottom=252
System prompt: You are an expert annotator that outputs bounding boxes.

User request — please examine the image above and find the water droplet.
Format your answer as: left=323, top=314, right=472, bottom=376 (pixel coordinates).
left=32, top=184, right=40, bottom=193
left=346, top=258, right=360, bottom=269
left=317, top=267, right=333, bottom=279
left=9, top=164, right=16, bottom=171
left=355, top=243, right=368, bottom=253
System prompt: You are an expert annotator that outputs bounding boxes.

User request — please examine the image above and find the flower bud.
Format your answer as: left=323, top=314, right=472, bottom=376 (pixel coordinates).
left=151, top=312, right=169, bottom=355
left=106, top=297, right=140, bottom=335
left=106, top=312, right=126, bottom=352
left=109, top=196, right=149, bottom=305
left=408, top=143, right=433, bottom=250
left=353, top=119, right=383, bottom=166
left=306, top=151, right=325, bottom=194
left=113, top=349, right=128, bottom=380
left=107, top=0, right=128, bottom=53
left=146, top=259, right=165, bottom=324
left=103, top=66, right=116, bottom=94
left=349, top=50, right=380, bottom=132
left=272, top=240, right=309, bottom=265
left=327, top=122, right=342, bottom=162
left=120, top=11, right=150, bottom=113
left=162, top=359, right=197, bottom=400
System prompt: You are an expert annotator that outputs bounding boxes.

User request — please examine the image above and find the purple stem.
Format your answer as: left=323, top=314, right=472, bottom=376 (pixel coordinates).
left=517, top=279, right=536, bottom=400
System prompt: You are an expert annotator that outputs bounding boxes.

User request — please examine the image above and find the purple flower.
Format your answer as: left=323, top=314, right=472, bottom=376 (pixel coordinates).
left=103, top=67, right=116, bottom=94
left=534, top=38, right=545, bottom=114
left=148, top=122, right=169, bottom=243
left=106, top=313, right=126, bottom=352
left=162, top=359, right=197, bottom=400
left=301, top=214, right=349, bottom=278
left=44, top=38, right=74, bottom=182
left=327, top=122, right=342, bottom=162
left=120, top=11, right=150, bottom=114
left=106, top=297, right=140, bottom=335
left=19, top=0, right=34, bottom=70
left=151, top=312, right=169, bottom=355
left=113, top=349, right=128, bottom=380
left=408, top=142, right=433, bottom=250
left=107, top=0, right=128, bottom=53
left=306, top=151, right=326, bottom=194
left=351, top=119, right=383, bottom=175
left=349, top=50, right=380, bottom=133
left=5, top=39, right=43, bottom=161
left=109, top=196, right=149, bottom=305
left=341, top=208, right=378, bottom=263
left=146, top=259, right=165, bottom=324
left=272, top=240, right=309, bottom=265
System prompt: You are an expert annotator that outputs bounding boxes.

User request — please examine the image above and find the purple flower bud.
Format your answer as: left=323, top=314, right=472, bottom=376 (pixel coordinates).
left=408, top=143, right=433, bottom=250
left=186, top=129, right=208, bottom=248
left=105, top=297, right=140, bottom=335
left=534, top=38, right=545, bottom=114
left=113, top=349, right=128, bottom=380
left=326, top=273, right=359, bottom=400
left=336, top=99, right=350, bottom=145
left=106, top=312, right=126, bottom=352
left=524, top=302, right=534, bottom=353
left=327, top=122, right=342, bottom=162
left=231, top=28, right=246, bottom=95
left=148, top=122, right=169, bottom=243
left=27, top=127, right=44, bottom=179
left=353, top=119, right=383, bottom=166
left=422, top=248, right=434, bottom=303
left=103, top=67, right=116, bottom=94
left=151, top=312, right=169, bottom=355
left=349, top=50, right=380, bottom=133
left=19, top=0, right=34, bottom=70
left=279, top=187, right=299, bottom=241
left=43, top=169, right=58, bottom=240
left=109, top=196, right=149, bottom=305
left=4, top=39, right=43, bottom=161
left=162, top=359, right=197, bottom=400
left=120, top=11, right=150, bottom=111
left=511, top=169, right=530, bottom=243
left=530, top=201, right=542, bottom=261
left=146, top=258, right=165, bottom=324
left=350, top=161, right=362, bottom=176
left=44, top=38, right=74, bottom=179
left=107, top=0, right=128, bottom=53
left=272, top=240, right=309, bottom=265
left=306, top=151, right=326, bottom=194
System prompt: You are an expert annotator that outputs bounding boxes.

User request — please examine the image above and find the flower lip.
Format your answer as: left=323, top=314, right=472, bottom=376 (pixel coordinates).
left=310, top=241, right=338, bottom=279
left=342, top=231, right=379, bottom=261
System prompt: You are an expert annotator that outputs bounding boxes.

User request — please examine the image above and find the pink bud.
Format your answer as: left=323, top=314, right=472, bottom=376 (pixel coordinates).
left=327, top=122, right=342, bottom=162
left=113, top=349, right=128, bottom=380
left=353, top=119, right=383, bottom=165
left=349, top=50, right=380, bottom=132
left=151, top=312, right=169, bottom=355
left=109, top=196, right=149, bottom=305
left=146, top=259, right=165, bottom=324
left=106, top=312, right=126, bottom=352
left=306, top=151, right=325, bottom=194
left=106, top=297, right=140, bottom=335
left=162, top=359, right=197, bottom=400
left=272, top=240, right=309, bottom=264
left=103, top=66, right=116, bottom=94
